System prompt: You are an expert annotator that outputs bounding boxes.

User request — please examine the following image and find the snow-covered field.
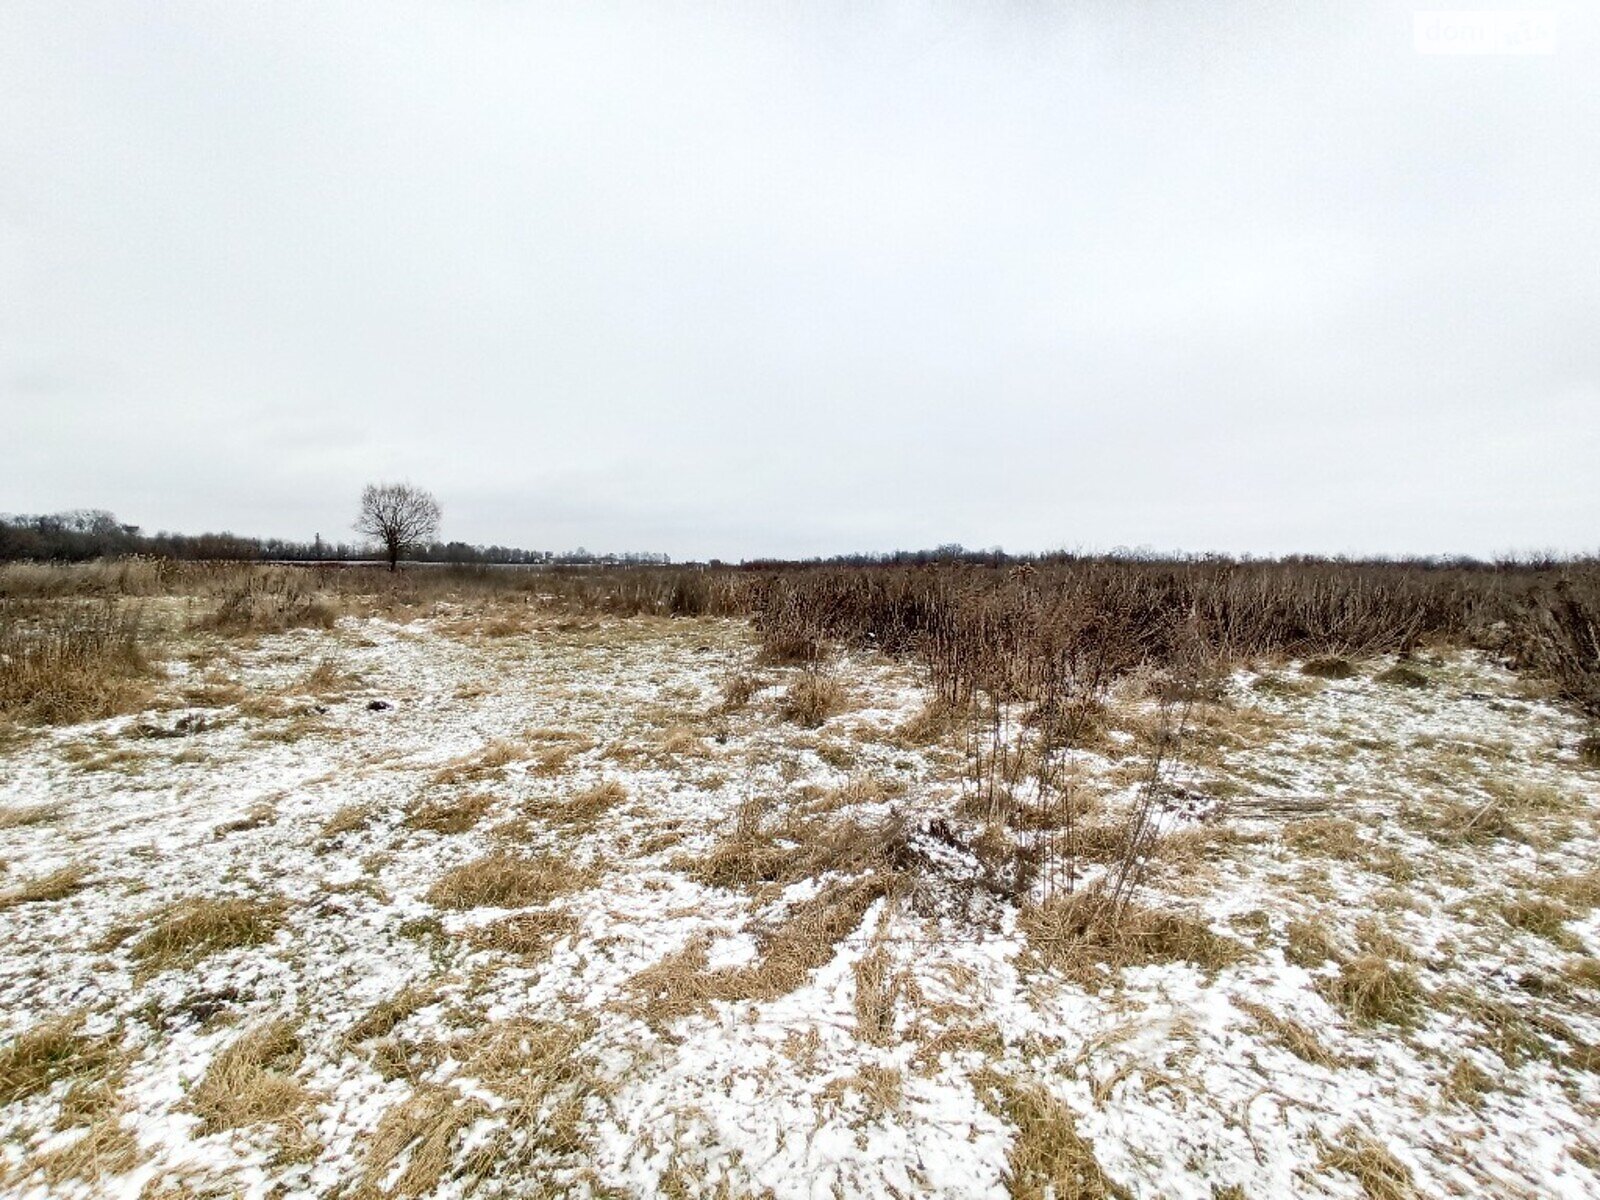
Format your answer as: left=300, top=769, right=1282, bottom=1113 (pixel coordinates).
left=2, top=605, right=1598, bottom=1198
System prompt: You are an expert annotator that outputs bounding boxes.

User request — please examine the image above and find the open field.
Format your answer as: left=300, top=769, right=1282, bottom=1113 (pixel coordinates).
left=1, top=563, right=1599, bottom=1198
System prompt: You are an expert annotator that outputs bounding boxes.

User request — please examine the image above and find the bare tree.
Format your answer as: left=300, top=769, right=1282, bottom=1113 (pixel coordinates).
left=355, top=483, right=441, bottom=572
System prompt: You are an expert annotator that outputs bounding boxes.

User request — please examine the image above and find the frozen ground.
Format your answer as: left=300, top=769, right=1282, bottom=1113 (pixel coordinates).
left=1, top=607, right=1598, bottom=1198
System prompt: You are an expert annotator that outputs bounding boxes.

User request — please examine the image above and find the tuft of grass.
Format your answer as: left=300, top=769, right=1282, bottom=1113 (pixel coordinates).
left=129, top=896, right=286, bottom=973
left=779, top=670, right=846, bottom=727
left=430, top=739, right=526, bottom=784
left=0, top=802, right=61, bottom=829
left=892, top=698, right=966, bottom=747
left=1285, top=917, right=1342, bottom=967
left=1502, top=896, right=1578, bottom=946
left=853, top=945, right=908, bottom=1046
left=1376, top=664, right=1430, bottom=689
left=0, top=1013, right=115, bottom=1106
left=974, top=1071, right=1132, bottom=1200
left=187, top=1019, right=310, bottom=1133
left=466, top=909, right=579, bottom=957
left=344, top=983, right=439, bottom=1048
left=405, top=792, right=494, bottom=835
left=679, top=806, right=908, bottom=894
left=0, top=862, right=91, bottom=911
left=627, top=878, right=887, bottom=1028
left=717, top=670, right=766, bottom=712
left=1301, top=657, right=1358, bottom=680
left=426, top=852, right=593, bottom=910
left=548, top=779, right=628, bottom=827
left=1317, top=1126, right=1417, bottom=1200
left=320, top=802, right=375, bottom=840
left=1020, top=889, right=1246, bottom=985
left=1319, top=955, right=1424, bottom=1026
left=1579, top=734, right=1600, bottom=768
left=1282, top=817, right=1367, bottom=860
left=1235, top=999, right=1340, bottom=1067
left=358, top=1084, right=489, bottom=1197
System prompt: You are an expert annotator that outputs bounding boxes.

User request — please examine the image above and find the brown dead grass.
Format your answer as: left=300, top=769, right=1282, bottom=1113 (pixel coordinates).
left=679, top=803, right=909, bottom=894
left=405, top=792, right=495, bottom=835
left=1319, top=955, right=1424, bottom=1026
left=0, top=862, right=91, bottom=911
left=187, top=1019, right=311, bottom=1133
left=779, top=671, right=846, bottom=727
left=974, top=1070, right=1132, bottom=1200
left=129, top=896, right=286, bottom=973
left=853, top=945, right=909, bottom=1046
left=320, top=802, right=375, bottom=839
left=1285, top=918, right=1342, bottom=968
left=1317, top=1126, right=1417, bottom=1200
left=0, top=1013, right=116, bottom=1106
left=358, top=1084, right=489, bottom=1197
left=548, top=779, right=628, bottom=826
left=426, top=852, right=594, bottom=910
left=344, top=984, right=440, bottom=1048
left=1282, top=817, right=1368, bottom=860
left=1235, top=999, right=1341, bottom=1067
left=0, top=802, right=60, bottom=829
left=465, top=908, right=580, bottom=957
left=430, top=739, right=526, bottom=784
left=357, top=1017, right=600, bottom=1195
left=627, top=878, right=887, bottom=1029
left=1020, top=889, right=1246, bottom=985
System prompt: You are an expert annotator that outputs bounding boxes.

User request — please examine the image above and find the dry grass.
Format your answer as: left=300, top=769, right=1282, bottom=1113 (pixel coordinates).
left=1020, top=889, right=1246, bottom=985
left=320, top=802, right=375, bottom=839
left=0, top=1013, right=116, bottom=1106
left=0, top=862, right=91, bottom=911
left=0, top=599, right=153, bottom=724
left=974, top=1071, right=1132, bottom=1200
left=0, top=802, right=60, bottom=829
left=779, top=670, right=846, bottom=727
left=358, top=1084, right=489, bottom=1197
left=357, top=1017, right=600, bottom=1195
left=547, top=780, right=628, bottom=826
left=129, top=896, right=286, bottom=973
left=717, top=670, right=766, bottom=712
left=430, top=739, right=526, bottom=784
left=1235, top=999, right=1341, bottom=1067
left=1284, top=918, right=1342, bottom=968
left=32, top=1120, right=142, bottom=1187
left=1376, top=664, right=1430, bottom=689
left=678, top=799, right=909, bottom=895
left=853, top=945, right=909, bottom=1046
left=426, top=852, right=594, bottom=910
left=1301, top=657, right=1358, bottom=680
left=187, top=1019, right=311, bottom=1133
left=1502, top=896, right=1579, bottom=946
left=405, top=792, right=495, bottom=835
left=1319, top=955, right=1424, bottom=1026
left=627, top=878, right=887, bottom=1028
left=1317, top=1126, right=1417, bottom=1200
left=892, top=698, right=966, bottom=747
left=344, top=984, right=440, bottom=1048
left=465, top=909, right=580, bottom=957
left=1281, top=817, right=1370, bottom=861
left=821, top=1064, right=904, bottom=1122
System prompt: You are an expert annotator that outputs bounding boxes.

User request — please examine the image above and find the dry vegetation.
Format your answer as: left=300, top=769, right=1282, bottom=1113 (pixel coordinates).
left=2, top=556, right=1599, bottom=1197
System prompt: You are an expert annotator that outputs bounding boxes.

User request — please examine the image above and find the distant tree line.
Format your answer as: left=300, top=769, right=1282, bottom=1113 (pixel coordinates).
left=0, top=511, right=670, bottom=567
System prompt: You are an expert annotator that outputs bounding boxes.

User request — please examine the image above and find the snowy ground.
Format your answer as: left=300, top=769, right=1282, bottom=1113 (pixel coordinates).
left=2, top=606, right=1598, bottom=1198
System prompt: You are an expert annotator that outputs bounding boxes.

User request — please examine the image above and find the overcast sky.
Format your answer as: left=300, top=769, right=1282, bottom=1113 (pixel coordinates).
left=4, top=2, right=1597, bottom=560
